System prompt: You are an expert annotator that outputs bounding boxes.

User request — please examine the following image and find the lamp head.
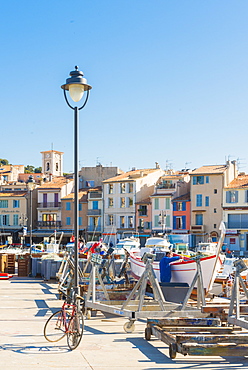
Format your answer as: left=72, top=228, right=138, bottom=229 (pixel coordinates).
left=61, top=66, right=92, bottom=102
left=27, top=175, right=36, bottom=190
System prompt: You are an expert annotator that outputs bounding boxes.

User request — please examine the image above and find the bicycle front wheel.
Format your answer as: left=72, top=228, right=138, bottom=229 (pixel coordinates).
left=44, top=310, right=71, bottom=342
left=67, top=311, right=84, bottom=350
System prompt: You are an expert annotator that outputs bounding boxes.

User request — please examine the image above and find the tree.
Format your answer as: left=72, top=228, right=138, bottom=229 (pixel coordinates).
left=0, top=159, right=9, bottom=166
left=24, top=165, right=35, bottom=173
left=34, top=167, right=42, bottom=173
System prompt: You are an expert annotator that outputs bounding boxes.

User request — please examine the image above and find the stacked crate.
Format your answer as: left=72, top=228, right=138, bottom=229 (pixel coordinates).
left=18, top=254, right=30, bottom=276
left=7, top=254, right=16, bottom=274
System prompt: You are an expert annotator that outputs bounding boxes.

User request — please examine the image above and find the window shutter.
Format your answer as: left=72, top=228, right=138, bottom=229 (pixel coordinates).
left=173, top=202, right=177, bottom=211
left=235, top=191, right=238, bottom=203
left=173, top=216, right=176, bottom=229
left=226, top=191, right=231, bottom=203
left=193, top=176, right=197, bottom=185
left=182, top=215, right=186, bottom=229
left=182, top=202, right=186, bottom=211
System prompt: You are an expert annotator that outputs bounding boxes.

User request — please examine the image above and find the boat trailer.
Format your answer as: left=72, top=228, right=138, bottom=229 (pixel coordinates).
left=145, top=258, right=248, bottom=358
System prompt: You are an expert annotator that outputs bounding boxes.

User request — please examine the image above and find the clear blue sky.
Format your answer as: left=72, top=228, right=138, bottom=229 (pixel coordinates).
left=1, top=1, right=248, bottom=174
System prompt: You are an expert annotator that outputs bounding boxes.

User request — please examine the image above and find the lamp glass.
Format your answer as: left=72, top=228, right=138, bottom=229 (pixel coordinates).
left=69, top=84, right=85, bottom=102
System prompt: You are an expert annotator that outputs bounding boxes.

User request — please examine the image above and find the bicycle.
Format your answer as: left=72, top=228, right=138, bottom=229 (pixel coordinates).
left=44, top=293, right=84, bottom=350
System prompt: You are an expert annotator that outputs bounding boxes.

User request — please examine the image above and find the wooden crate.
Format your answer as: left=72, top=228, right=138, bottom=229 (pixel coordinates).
left=0, top=254, right=8, bottom=273
left=17, top=255, right=30, bottom=276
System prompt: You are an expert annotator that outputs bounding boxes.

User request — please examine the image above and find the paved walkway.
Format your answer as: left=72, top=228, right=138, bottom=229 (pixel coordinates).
left=0, top=275, right=248, bottom=369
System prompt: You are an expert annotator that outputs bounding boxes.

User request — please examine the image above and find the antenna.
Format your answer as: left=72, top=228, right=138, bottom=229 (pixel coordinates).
left=185, top=162, right=191, bottom=170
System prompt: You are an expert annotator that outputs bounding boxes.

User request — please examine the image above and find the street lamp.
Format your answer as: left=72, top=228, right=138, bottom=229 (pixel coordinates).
left=27, top=175, right=36, bottom=249
left=159, top=210, right=166, bottom=235
left=61, top=66, right=92, bottom=296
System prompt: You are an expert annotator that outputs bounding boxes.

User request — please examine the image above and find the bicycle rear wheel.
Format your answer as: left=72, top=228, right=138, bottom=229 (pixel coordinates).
left=44, top=310, right=71, bottom=342
left=67, top=311, right=84, bottom=350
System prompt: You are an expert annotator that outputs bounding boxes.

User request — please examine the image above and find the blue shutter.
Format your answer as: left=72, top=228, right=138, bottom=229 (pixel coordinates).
left=173, top=202, right=177, bottom=211
left=182, top=202, right=186, bottom=211
left=182, top=216, right=186, bottom=229
left=173, top=216, right=176, bottom=229
left=226, top=191, right=231, bottom=203
left=193, top=176, right=197, bottom=185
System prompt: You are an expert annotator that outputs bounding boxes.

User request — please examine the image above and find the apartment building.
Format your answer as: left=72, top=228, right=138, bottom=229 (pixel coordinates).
left=150, top=171, right=190, bottom=235
left=0, top=190, right=28, bottom=244
left=223, top=173, right=248, bottom=256
left=190, top=160, right=237, bottom=244
left=103, top=166, right=164, bottom=243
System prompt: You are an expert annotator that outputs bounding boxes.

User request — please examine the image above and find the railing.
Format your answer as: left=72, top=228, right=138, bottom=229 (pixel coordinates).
left=37, top=221, right=62, bottom=228
left=38, top=202, right=61, bottom=208
left=87, top=209, right=101, bottom=216
left=88, top=192, right=102, bottom=199
left=156, top=183, right=176, bottom=189
left=190, top=225, right=205, bottom=232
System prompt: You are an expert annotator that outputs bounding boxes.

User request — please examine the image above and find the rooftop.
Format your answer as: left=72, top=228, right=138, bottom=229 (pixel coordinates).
left=38, top=177, right=73, bottom=190
left=191, top=164, right=227, bottom=175
left=225, top=174, right=248, bottom=189
left=103, top=168, right=162, bottom=183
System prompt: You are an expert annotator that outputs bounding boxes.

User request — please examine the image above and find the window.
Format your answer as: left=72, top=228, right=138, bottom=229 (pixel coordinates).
left=56, top=162, right=59, bottom=171
left=214, top=208, right=217, bottom=213
left=139, top=218, right=144, bottom=228
left=206, top=176, right=209, bottom=183
left=120, top=183, right=126, bottom=193
left=108, top=214, right=113, bottom=226
left=193, top=176, right=204, bottom=185
left=196, top=194, right=202, bottom=207
left=13, top=200, right=20, bottom=208
left=154, top=198, right=159, bottom=210
left=195, top=214, right=203, bottom=225
left=205, top=196, right=209, bottom=207
left=120, top=216, right=125, bottom=228
left=108, top=198, right=113, bottom=207
left=0, top=200, right=8, bottom=208
left=154, top=215, right=159, bottom=227
left=86, top=180, right=94, bottom=187
left=92, top=201, right=98, bottom=210
left=120, top=198, right=125, bottom=208
left=128, top=197, right=133, bottom=207
left=128, top=183, right=133, bottom=193
left=66, top=202, right=71, bottom=211
left=46, top=162, right=50, bottom=171
left=177, top=202, right=183, bottom=211
left=226, top=190, right=238, bottom=203
left=214, top=189, right=217, bottom=194
left=108, top=184, right=113, bottom=194
left=128, top=216, right=133, bottom=228
left=165, top=197, right=170, bottom=210
left=0, top=215, right=9, bottom=226
left=13, top=214, right=19, bottom=226
left=214, top=224, right=216, bottom=228
left=79, top=217, right=82, bottom=226
left=66, top=217, right=71, bottom=226
left=228, top=214, right=248, bottom=229
left=139, top=205, right=147, bottom=216
left=42, top=214, right=57, bottom=221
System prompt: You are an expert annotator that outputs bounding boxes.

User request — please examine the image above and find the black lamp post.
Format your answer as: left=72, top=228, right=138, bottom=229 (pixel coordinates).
left=27, top=175, right=36, bottom=249
left=61, top=66, right=92, bottom=296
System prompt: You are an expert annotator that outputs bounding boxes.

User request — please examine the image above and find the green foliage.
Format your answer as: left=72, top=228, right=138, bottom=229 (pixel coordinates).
left=0, top=158, right=9, bottom=166
left=34, top=167, right=42, bottom=173
left=24, top=165, right=35, bottom=173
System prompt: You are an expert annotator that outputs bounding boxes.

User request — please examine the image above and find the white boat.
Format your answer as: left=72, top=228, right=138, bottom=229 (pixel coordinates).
left=112, top=236, right=140, bottom=259
left=196, top=241, right=218, bottom=255
left=130, top=222, right=226, bottom=291
left=130, top=251, right=222, bottom=291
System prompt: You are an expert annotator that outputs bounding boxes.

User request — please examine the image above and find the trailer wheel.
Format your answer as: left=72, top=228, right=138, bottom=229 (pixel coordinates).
left=169, top=343, right=177, bottom=359
left=123, top=321, right=135, bottom=333
left=145, top=327, right=152, bottom=341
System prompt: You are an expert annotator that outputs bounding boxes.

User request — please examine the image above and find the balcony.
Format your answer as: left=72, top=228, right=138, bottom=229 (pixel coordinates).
left=87, top=209, right=101, bottom=216
left=157, top=183, right=176, bottom=189
left=38, top=202, right=61, bottom=209
left=88, top=192, right=102, bottom=199
left=37, top=221, right=62, bottom=228
left=190, top=225, right=205, bottom=233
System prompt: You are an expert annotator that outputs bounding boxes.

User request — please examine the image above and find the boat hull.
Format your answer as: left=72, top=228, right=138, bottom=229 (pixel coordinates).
left=129, top=252, right=222, bottom=290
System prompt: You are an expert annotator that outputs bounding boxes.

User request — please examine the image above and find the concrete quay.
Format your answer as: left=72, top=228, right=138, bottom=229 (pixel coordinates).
left=0, top=275, right=248, bottom=370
